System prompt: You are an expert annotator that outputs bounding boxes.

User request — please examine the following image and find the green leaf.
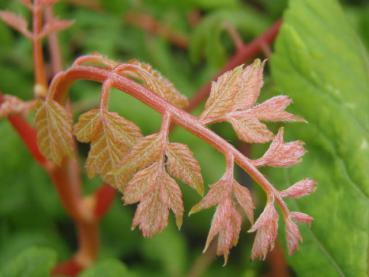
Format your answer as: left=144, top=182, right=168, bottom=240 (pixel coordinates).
left=79, top=259, right=134, bottom=277
left=0, top=247, right=57, bottom=277
left=271, top=0, right=369, bottom=276
left=357, top=5, right=369, bottom=51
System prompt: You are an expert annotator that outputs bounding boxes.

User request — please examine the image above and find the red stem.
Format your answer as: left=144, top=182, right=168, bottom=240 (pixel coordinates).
left=33, top=1, right=48, bottom=94
left=46, top=7, right=64, bottom=75
left=49, top=159, right=87, bottom=221
left=187, top=20, right=282, bottom=112
left=224, top=22, right=244, bottom=52
left=266, top=242, right=290, bottom=277
left=75, top=220, right=99, bottom=268
left=100, top=79, right=112, bottom=112
left=94, top=185, right=116, bottom=219
left=52, top=259, right=84, bottom=276
left=0, top=94, right=48, bottom=167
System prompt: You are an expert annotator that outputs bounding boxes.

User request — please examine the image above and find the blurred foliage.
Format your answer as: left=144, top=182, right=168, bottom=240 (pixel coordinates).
left=80, top=259, right=135, bottom=277
left=0, top=0, right=368, bottom=276
left=0, top=247, right=57, bottom=277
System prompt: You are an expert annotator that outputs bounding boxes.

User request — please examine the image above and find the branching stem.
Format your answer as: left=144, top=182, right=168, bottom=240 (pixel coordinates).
left=160, top=112, right=171, bottom=136
left=224, top=22, right=244, bottom=52
left=49, top=65, right=290, bottom=216
left=0, top=93, right=49, bottom=168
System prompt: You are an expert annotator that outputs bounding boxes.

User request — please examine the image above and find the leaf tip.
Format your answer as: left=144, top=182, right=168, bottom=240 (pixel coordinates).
left=188, top=206, right=198, bottom=216
left=175, top=215, right=183, bottom=230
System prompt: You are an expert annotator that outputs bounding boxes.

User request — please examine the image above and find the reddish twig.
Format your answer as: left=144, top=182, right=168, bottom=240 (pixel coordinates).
left=32, top=0, right=48, bottom=97
left=187, top=20, right=282, bottom=112
left=94, top=184, right=117, bottom=219
left=224, top=22, right=245, bottom=52
left=7, top=114, right=49, bottom=167
left=51, top=216, right=99, bottom=276
left=0, top=93, right=49, bottom=168
left=186, top=241, right=217, bottom=277
left=187, top=10, right=201, bottom=27
left=52, top=259, right=84, bottom=276
left=46, top=7, right=64, bottom=75
left=266, top=242, right=290, bottom=277
left=124, top=11, right=189, bottom=49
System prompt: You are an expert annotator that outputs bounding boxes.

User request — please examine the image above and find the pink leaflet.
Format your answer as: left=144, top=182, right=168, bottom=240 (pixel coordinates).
left=252, top=127, right=305, bottom=167
left=229, top=114, right=273, bottom=144
left=290, top=211, right=314, bottom=226
left=191, top=178, right=254, bottom=264
left=131, top=188, right=169, bottom=238
left=285, top=218, right=302, bottom=255
left=233, top=59, right=266, bottom=111
left=189, top=180, right=229, bottom=215
left=280, top=179, right=317, bottom=199
left=0, top=11, right=31, bottom=38
left=285, top=211, right=314, bottom=255
left=249, top=201, right=279, bottom=260
left=39, top=18, right=74, bottom=38
left=0, top=95, right=35, bottom=117
left=203, top=199, right=242, bottom=265
left=123, top=162, right=159, bottom=205
left=232, top=180, right=254, bottom=223
left=227, top=95, right=304, bottom=144
left=251, top=95, right=305, bottom=122
left=200, top=60, right=265, bottom=123
left=126, top=162, right=184, bottom=237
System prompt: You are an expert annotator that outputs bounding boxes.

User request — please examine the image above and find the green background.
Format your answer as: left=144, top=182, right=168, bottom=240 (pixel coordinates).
left=0, top=0, right=368, bottom=276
